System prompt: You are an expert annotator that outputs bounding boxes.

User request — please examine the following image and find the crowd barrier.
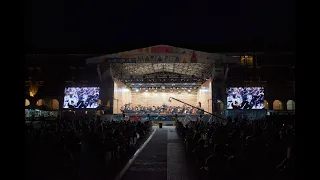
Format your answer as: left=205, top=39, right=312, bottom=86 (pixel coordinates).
left=225, top=109, right=267, bottom=120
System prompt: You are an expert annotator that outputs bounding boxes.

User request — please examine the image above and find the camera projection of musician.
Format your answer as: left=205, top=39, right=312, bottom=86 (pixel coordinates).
left=227, top=87, right=264, bottom=110
left=63, top=87, right=100, bottom=108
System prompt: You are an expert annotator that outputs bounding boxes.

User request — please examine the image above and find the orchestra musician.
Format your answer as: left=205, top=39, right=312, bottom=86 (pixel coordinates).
left=66, top=93, right=78, bottom=108
left=192, top=108, right=197, bottom=114
left=76, top=93, right=87, bottom=108
left=240, top=94, right=254, bottom=109
left=151, top=106, right=156, bottom=112
left=230, top=92, right=242, bottom=109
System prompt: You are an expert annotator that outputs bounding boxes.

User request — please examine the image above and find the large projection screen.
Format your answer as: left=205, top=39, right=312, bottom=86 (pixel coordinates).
left=226, top=87, right=264, bottom=110
left=63, top=87, right=100, bottom=109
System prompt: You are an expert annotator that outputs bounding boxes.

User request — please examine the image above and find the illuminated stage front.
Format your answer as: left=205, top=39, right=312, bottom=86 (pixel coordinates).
left=113, top=79, right=212, bottom=115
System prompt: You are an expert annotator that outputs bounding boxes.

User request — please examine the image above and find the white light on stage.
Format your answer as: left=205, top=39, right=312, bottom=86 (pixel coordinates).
left=188, top=89, right=191, bottom=92
left=135, top=88, right=139, bottom=92
left=145, top=89, right=148, bottom=92
left=154, top=89, right=157, bottom=92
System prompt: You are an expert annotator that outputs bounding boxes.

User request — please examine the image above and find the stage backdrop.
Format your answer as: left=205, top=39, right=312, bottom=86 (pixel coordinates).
left=197, top=79, right=212, bottom=113
left=113, top=81, right=132, bottom=114
left=130, top=90, right=198, bottom=108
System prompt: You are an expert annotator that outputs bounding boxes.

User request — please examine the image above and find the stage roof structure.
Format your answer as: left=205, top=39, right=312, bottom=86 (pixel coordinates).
left=86, top=44, right=240, bottom=65
left=86, top=44, right=241, bottom=78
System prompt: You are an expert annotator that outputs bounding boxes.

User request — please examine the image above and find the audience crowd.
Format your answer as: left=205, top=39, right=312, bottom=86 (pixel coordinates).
left=176, top=115, right=295, bottom=180
left=25, top=114, right=295, bottom=180
left=25, top=119, right=152, bottom=180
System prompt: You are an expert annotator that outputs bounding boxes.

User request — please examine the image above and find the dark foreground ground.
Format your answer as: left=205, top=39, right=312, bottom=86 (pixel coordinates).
left=26, top=128, right=153, bottom=180
left=26, top=126, right=200, bottom=180
left=120, top=127, right=197, bottom=180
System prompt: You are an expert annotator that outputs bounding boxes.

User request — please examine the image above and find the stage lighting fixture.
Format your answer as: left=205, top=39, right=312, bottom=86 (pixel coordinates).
left=135, top=89, right=139, bottom=92
left=188, top=89, right=191, bottom=92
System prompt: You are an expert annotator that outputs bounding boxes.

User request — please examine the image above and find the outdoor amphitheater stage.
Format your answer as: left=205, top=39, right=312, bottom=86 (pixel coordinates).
left=88, top=45, right=267, bottom=121
left=117, top=126, right=197, bottom=180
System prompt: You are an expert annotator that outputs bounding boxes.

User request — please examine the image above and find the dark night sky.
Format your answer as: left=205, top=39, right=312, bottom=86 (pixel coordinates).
left=25, top=0, right=296, bottom=53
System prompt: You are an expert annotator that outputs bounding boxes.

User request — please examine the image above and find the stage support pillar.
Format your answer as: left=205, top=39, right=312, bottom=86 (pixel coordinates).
left=99, top=65, right=114, bottom=114
left=212, top=81, right=226, bottom=118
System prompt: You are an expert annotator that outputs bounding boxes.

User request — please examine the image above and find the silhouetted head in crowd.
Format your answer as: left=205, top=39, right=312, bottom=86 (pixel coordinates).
left=227, top=116, right=232, bottom=122
left=227, top=156, right=238, bottom=169
left=245, top=136, right=254, bottom=146
left=214, top=144, right=224, bottom=155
